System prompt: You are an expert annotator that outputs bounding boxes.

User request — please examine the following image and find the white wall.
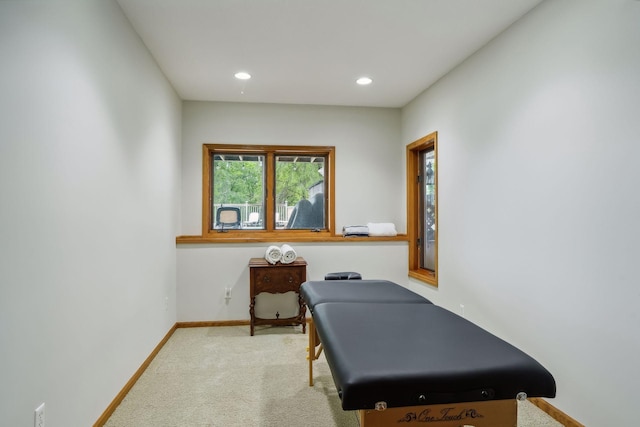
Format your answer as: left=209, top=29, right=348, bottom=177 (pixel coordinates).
left=178, top=102, right=412, bottom=320
left=0, top=1, right=181, bottom=426
left=177, top=242, right=409, bottom=321
left=181, top=102, right=403, bottom=234
left=402, top=0, right=640, bottom=425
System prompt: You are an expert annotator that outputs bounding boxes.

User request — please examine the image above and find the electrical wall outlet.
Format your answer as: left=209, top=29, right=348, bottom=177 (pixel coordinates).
left=34, top=402, right=45, bottom=427
left=164, top=296, right=169, bottom=311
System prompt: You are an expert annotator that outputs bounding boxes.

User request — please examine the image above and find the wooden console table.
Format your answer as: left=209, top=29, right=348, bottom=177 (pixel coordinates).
left=248, top=257, right=307, bottom=336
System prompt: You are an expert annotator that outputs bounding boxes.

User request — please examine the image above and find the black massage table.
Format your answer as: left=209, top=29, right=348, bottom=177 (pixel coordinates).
left=301, top=279, right=432, bottom=311
left=300, top=280, right=556, bottom=427
left=300, top=280, right=432, bottom=386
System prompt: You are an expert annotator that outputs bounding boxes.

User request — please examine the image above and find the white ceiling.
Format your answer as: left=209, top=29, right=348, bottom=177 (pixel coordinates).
left=117, top=0, right=543, bottom=108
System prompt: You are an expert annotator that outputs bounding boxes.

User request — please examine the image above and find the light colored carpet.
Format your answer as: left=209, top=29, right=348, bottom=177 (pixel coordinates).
left=104, top=326, right=562, bottom=427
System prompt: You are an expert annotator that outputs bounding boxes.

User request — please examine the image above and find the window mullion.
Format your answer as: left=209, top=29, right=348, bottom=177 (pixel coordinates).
left=265, top=152, right=275, bottom=231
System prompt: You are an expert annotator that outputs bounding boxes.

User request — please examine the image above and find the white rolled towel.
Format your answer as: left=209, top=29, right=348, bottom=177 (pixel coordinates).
left=280, top=244, right=297, bottom=264
left=265, top=245, right=282, bottom=264
left=367, top=222, right=397, bottom=237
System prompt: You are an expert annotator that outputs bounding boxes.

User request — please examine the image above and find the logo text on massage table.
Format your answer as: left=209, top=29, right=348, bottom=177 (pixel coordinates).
left=397, top=407, right=485, bottom=423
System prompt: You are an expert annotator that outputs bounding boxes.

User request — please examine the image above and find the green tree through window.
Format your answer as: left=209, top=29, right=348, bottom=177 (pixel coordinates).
left=213, top=157, right=264, bottom=205
left=275, top=158, right=324, bottom=205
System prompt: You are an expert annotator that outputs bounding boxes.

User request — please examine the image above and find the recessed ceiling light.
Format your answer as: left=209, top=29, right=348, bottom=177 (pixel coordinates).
left=235, top=72, right=251, bottom=80
left=356, top=77, right=373, bottom=85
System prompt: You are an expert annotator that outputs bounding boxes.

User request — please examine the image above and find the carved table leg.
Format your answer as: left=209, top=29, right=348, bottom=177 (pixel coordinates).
left=299, top=294, right=307, bottom=334
left=249, top=296, right=256, bottom=336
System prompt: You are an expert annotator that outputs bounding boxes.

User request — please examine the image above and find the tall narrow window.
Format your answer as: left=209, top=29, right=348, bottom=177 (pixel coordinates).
left=421, top=149, right=436, bottom=271
left=407, top=132, right=438, bottom=286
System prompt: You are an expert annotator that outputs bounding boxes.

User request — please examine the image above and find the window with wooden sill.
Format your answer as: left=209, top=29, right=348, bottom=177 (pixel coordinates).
left=406, top=132, right=438, bottom=286
left=202, top=144, right=335, bottom=241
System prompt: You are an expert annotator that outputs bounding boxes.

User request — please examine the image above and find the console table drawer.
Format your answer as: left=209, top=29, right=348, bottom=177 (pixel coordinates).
left=253, top=267, right=305, bottom=294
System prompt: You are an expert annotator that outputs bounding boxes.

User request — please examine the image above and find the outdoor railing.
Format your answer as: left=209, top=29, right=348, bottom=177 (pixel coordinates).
left=214, top=203, right=290, bottom=227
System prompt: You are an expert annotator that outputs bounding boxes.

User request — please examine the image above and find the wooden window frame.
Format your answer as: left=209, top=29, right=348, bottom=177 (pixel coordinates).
left=406, top=132, right=438, bottom=286
left=202, top=144, right=335, bottom=241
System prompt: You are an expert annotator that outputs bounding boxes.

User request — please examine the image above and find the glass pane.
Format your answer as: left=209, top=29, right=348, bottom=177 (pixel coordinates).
left=275, top=155, right=326, bottom=229
left=420, top=149, right=436, bottom=271
left=212, top=154, right=265, bottom=230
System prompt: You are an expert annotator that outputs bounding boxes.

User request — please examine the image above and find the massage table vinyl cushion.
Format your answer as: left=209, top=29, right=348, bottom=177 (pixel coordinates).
left=313, top=302, right=556, bottom=411
left=300, top=280, right=432, bottom=312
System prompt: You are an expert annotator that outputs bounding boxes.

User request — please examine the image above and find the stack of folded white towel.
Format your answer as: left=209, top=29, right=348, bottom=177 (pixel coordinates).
left=342, top=222, right=398, bottom=237
left=264, top=244, right=298, bottom=264
left=367, top=222, right=397, bottom=237
left=342, top=225, right=369, bottom=237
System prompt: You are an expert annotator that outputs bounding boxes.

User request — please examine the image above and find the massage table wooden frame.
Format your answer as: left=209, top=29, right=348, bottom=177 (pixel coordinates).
left=357, top=398, right=518, bottom=427
left=300, top=280, right=556, bottom=427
